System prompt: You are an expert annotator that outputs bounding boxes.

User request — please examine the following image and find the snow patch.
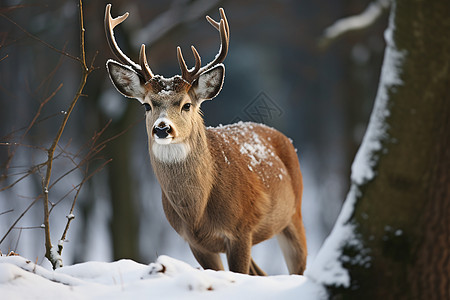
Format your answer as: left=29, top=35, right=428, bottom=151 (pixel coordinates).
left=305, top=185, right=359, bottom=287
left=351, top=10, right=406, bottom=185
left=239, top=132, right=272, bottom=167
left=221, top=151, right=230, bottom=165
left=0, top=255, right=327, bottom=299
left=158, top=89, right=174, bottom=96
left=49, top=247, right=63, bottom=269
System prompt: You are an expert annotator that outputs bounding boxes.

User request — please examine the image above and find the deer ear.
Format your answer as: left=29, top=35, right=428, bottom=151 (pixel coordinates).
left=191, top=64, right=225, bottom=102
left=106, top=60, right=146, bottom=103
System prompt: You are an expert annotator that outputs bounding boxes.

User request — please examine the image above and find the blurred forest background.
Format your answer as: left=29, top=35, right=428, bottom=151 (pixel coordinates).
left=0, top=0, right=387, bottom=273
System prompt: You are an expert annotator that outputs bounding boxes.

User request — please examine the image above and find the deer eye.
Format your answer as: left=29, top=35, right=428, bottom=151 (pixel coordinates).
left=143, top=103, right=151, bottom=112
left=182, top=103, right=191, bottom=111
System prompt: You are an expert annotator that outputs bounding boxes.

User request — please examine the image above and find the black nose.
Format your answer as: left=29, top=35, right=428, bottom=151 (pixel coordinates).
left=153, top=124, right=171, bottom=139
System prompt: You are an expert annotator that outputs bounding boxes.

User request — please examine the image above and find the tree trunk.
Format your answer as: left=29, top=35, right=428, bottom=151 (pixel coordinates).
left=104, top=105, right=141, bottom=262
left=310, top=0, right=450, bottom=298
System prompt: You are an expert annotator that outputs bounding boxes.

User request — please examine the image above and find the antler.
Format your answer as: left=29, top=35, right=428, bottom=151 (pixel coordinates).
left=105, top=4, right=153, bottom=81
left=177, top=8, right=230, bottom=84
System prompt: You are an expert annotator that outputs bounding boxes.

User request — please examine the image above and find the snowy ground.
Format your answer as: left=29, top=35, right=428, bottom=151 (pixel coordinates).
left=0, top=254, right=327, bottom=299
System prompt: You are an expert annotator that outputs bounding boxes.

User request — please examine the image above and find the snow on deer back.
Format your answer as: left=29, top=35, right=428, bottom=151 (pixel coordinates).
left=209, top=122, right=292, bottom=187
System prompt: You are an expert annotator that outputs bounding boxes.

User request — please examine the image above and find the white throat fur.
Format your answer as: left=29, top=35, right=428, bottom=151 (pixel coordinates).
left=152, top=142, right=190, bottom=163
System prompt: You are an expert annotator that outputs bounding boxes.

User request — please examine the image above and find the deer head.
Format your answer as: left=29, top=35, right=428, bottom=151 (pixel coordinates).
left=105, top=4, right=229, bottom=162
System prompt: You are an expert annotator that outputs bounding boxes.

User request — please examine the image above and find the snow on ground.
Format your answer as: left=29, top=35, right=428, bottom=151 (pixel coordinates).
left=0, top=255, right=327, bottom=299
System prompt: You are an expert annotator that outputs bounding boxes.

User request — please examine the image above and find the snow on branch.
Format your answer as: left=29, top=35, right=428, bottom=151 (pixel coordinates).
left=319, top=0, right=391, bottom=49
left=49, top=247, right=63, bottom=269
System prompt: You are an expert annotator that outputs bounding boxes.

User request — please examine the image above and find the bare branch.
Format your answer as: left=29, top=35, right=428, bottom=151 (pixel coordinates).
left=14, top=227, right=22, bottom=251
left=1, top=52, right=65, bottom=178
left=0, top=2, right=106, bottom=267
left=0, top=4, right=45, bottom=14
left=0, top=13, right=80, bottom=62
left=42, top=0, right=95, bottom=269
left=34, top=43, right=67, bottom=95
left=0, top=111, right=65, bottom=142
left=1, top=0, right=144, bottom=270
left=0, top=209, right=14, bottom=216
left=91, top=116, right=145, bottom=153
left=0, top=196, right=41, bottom=245
left=0, top=162, right=46, bottom=192
left=57, top=158, right=112, bottom=255
left=25, top=84, right=63, bottom=138
left=12, top=226, right=43, bottom=230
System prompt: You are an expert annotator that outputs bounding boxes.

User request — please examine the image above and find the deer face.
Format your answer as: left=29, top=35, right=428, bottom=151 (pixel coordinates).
left=107, top=61, right=225, bottom=161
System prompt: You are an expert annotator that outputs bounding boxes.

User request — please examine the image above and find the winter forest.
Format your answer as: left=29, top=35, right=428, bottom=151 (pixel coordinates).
left=0, top=0, right=449, bottom=299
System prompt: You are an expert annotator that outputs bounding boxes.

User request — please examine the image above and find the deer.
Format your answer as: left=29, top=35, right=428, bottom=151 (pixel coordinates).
left=104, top=4, right=307, bottom=275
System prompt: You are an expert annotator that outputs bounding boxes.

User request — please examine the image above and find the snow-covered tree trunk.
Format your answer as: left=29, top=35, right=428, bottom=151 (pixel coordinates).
left=308, top=0, right=450, bottom=298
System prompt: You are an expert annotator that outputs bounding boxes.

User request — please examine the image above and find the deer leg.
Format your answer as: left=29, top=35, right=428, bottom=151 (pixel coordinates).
left=226, top=235, right=252, bottom=274
left=276, top=214, right=307, bottom=275
left=189, top=245, right=224, bottom=271
left=249, top=258, right=267, bottom=276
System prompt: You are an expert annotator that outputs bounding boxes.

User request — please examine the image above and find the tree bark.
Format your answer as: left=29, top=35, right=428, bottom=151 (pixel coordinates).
left=321, top=0, right=450, bottom=298
left=104, top=105, right=141, bottom=262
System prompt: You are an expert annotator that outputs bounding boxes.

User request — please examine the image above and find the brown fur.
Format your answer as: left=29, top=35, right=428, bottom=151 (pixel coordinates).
left=149, top=116, right=307, bottom=275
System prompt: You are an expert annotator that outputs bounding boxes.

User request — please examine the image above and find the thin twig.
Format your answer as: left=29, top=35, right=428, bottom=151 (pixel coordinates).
left=1, top=47, right=65, bottom=178
left=14, top=228, right=22, bottom=251
left=57, top=158, right=112, bottom=255
left=12, top=226, right=43, bottom=230
left=24, top=84, right=63, bottom=138
left=0, top=142, right=47, bottom=152
left=0, top=111, right=65, bottom=141
left=0, top=196, right=41, bottom=245
left=0, top=162, right=47, bottom=192
left=42, top=0, right=94, bottom=269
left=0, top=209, right=14, bottom=216
left=0, top=13, right=80, bottom=62
left=72, top=119, right=112, bottom=160
left=91, top=116, right=145, bottom=153
left=35, top=42, right=68, bottom=95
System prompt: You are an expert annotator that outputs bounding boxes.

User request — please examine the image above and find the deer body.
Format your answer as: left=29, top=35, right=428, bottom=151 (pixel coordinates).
left=105, top=4, right=307, bottom=275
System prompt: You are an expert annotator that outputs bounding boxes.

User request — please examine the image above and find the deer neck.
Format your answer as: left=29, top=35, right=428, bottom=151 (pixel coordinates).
left=149, top=122, right=214, bottom=227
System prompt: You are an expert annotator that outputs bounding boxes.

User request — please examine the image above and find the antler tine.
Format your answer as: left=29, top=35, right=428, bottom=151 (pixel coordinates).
left=178, top=8, right=229, bottom=84
left=177, top=47, right=189, bottom=80
left=105, top=4, right=153, bottom=81
left=190, top=46, right=202, bottom=74
left=219, top=8, right=230, bottom=37
left=177, top=45, right=202, bottom=83
left=139, top=44, right=154, bottom=81
left=198, top=8, right=229, bottom=75
left=206, top=19, right=228, bottom=66
left=206, top=8, right=229, bottom=37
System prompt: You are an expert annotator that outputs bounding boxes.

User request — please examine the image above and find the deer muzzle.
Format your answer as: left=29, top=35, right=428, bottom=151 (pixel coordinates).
left=152, top=119, right=174, bottom=144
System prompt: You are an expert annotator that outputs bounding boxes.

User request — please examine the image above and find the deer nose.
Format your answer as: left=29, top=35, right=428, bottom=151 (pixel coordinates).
left=153, top=122, right=172, bottom=139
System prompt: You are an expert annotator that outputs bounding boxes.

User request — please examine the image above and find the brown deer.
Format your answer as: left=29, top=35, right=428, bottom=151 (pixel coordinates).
left=104, top=4, right=307, bottom=275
